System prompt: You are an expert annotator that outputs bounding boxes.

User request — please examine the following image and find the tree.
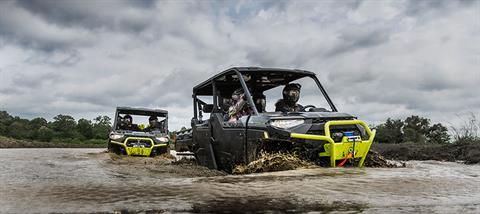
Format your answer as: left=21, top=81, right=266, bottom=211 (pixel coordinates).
left=77, top=118, right=94, bottom=139
left=7, top=121, right=30, bottom=139
left=93, top=115, right=111, bottom=139
left=427, top=123, right=450, bottom=144
left=0, top=111, right=10, bottom=135
left=30, top=117, right=48, bottom=130
left=0, top=111, right=13, bottom=125
left=51, top=114, right=77, bottom=138
left=403, top=115, right=430, bottom=143
left=0, top=123, right=6, bottom=136
left=375, top=118, right=404, bottom=144
left=36, top=126, right=54, bottom=142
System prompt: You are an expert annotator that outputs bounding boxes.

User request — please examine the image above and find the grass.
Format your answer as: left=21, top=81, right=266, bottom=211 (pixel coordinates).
left=450, top=113, right=480, bottom=144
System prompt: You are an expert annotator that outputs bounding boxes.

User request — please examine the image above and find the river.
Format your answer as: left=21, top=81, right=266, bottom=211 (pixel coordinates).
left=0, top=148, right=479, bottom=213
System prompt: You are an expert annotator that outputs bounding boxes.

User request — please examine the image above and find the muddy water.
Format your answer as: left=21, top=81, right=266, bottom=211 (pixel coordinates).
left=1, top=149, right=479, bottom=213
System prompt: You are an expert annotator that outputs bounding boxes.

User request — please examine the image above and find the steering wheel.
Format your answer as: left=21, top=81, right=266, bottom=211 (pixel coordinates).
left=301, top=105, right=316, bottom=112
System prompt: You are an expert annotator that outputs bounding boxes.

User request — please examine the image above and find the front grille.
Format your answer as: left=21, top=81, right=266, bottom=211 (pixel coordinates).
left=307, top=124, right=367, bottom=141
left=126, top=139, right=153, bottom=148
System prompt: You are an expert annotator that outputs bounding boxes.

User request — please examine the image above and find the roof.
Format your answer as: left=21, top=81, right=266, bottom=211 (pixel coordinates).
left=193, top=67, right=317, bottom=96
left=116, top=107, right=168, bottom=115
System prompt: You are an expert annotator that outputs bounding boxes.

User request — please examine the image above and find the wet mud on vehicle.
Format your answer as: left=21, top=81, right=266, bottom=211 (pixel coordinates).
left=176, top=67, right=376, bottom=172
left=108, top=107, right=170, bottom=157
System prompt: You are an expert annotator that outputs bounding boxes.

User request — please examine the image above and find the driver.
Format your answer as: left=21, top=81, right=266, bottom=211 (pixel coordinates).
left=275, top=83, right=303, bottom=112
left=117, top=116, right=126, bottom=130
left=123, top=114, right=140, bottom=131
left=227, top=88, right=250, bottom=122
left=144, top=115, right=162, bottom=132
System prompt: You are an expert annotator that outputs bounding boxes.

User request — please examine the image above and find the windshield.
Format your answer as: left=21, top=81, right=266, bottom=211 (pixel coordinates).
left=115, top=113, right=167, bottom=133
left=256, top=76, right=334, bottom=113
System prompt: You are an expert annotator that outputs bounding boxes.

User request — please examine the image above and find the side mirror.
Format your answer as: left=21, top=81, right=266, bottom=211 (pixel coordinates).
left=202, top=104, right=214, bottom=113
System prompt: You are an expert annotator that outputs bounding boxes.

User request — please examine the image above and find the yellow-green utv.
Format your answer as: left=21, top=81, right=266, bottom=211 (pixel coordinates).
left=108, top=107, right=170, bottom=157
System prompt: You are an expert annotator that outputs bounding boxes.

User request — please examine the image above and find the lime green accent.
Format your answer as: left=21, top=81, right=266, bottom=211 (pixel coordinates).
left=290, top=120, right=376, bottom=167
left=110, top=140, right=124, bottom=146
left=110, top=137, right=168, bottom=157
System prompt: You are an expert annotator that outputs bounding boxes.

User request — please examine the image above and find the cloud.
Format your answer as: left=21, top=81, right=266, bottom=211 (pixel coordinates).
left=0, top=0, right=478, bottom=129
left=0, top=1, right=95, bottom=52
left=15, top=0, right=156, bottom=33
left=325, top=27, right=391, bottom=57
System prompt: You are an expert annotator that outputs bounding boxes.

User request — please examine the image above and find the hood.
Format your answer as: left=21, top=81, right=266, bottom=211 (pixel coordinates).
left=263, top=111, right=355, bottom=120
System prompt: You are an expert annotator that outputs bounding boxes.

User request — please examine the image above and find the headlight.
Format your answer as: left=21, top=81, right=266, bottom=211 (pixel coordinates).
left=156, top=137, right=169, bottom=143
left=110, top=134, right=124, bottom=140
left=269, top=119, right=304, bottom=129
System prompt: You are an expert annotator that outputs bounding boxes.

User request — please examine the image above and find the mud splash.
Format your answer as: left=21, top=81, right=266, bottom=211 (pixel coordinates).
left=233, top=153, right=315, bottom=174
left=364, top=150, right=405, bottom=168
left=233, top=150, right=401, bottom=174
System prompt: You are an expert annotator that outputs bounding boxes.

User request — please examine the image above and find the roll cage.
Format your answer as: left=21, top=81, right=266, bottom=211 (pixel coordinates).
left=192, top=67, right=338, bottom=120
left=113, top=107, right=168, bottom=132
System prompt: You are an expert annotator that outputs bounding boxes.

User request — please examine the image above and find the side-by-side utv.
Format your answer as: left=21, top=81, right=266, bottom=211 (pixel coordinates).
left=176, top=67, right=376, bottom=172
left=108, top=107, right=170, bottom=157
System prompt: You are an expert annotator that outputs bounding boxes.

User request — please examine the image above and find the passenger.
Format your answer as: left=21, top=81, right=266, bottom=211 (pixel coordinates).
left=123, top=114, right=140, bottom=131
left=159, top=120, right=166, bottom=131
left=227, top=88, right=250, bottom=122
left=117, top=116, right=126, bottom=130
left=275, top=83, right=303, bottom=112
left=221, top=96, right=233, bottom=113
left=145, top=115, right=162, bottom=132
left=253, top=93, right=266, bottom=113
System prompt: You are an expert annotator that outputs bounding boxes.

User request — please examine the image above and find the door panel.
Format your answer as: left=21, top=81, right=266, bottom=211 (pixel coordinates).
left=193, top=122, right=217, bottom=169
left=210, top=113, right=246, bottom=172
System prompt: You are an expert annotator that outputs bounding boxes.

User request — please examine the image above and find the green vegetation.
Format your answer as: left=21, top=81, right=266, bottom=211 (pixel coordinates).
left=2, top=110, right=478, bottom=148
left=375, top=114, right=479, bottom=145
left=0, top=110, right=111, bottom=147
left=450, top=113, right=480, bottom=144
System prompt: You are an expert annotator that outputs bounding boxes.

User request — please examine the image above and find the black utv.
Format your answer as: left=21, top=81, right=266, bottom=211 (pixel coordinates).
left=176, top=67, right=375, bottom=172
left=108, top=107, right=170, bottom=157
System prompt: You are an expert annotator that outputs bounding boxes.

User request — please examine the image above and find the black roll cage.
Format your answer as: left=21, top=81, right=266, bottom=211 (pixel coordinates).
left=113, top=107, right=169, bottom=132
left=192, top=67, right=338, bottom=120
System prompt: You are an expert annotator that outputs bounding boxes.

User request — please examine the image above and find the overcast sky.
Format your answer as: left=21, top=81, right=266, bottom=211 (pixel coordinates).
left=0, top=0, right=478, bottom=130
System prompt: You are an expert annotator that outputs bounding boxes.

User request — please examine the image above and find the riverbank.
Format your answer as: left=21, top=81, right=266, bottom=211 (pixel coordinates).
left=0, top=136, right=105, bottom=148
left=371, top=142, right=480, bottom=164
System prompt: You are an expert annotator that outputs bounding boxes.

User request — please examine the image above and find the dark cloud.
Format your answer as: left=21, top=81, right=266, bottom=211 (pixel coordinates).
left=0, top=1, right=94, bottom=52
left=15, top=0, right=155, bottom=33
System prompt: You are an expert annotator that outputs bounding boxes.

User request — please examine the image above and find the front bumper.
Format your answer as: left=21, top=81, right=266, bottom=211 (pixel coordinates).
left=289, top=120, right=375, bottom=167
left=109, top=137, right=168, bottom=156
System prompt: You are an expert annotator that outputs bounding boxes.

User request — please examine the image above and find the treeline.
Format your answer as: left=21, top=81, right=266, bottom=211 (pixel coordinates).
left=0, top=111, right=111, bottom=144
left=374, top=115, right=479, bottom=144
